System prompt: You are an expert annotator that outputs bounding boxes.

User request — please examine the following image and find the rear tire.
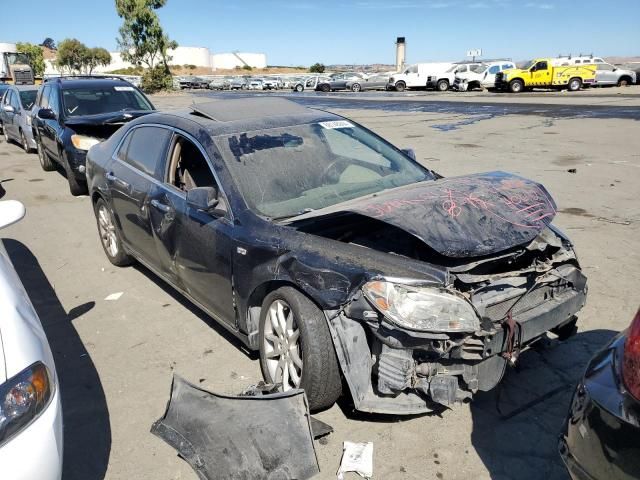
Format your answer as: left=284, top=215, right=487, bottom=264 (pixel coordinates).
left=568, top=77, right=582, bottom=92
left=259, top=287, right=342, bottom=411
left=37, top=137, right=56, bottom=171
left=93, top=198, right=134, bottom=267
left=320, top=84, right=330, bottom=93
left=509, top=79, right=525, bottom=93
left=436, top=79, right=449, bottom=91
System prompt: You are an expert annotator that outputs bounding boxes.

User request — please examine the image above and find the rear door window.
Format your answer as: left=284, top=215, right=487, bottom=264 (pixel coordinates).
left=123, top=126, right=172, bottom=178
left=488, top=65, right=500, bottom=74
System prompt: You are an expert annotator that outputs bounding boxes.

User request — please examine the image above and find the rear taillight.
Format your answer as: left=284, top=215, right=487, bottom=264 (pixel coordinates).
left=622, top=309, right=640, bottom=400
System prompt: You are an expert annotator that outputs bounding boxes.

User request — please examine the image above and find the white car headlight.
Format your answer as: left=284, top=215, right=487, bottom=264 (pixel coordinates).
left=71, top=134, right=101, bottom=151
left=363, top=281, right=479, bottom=333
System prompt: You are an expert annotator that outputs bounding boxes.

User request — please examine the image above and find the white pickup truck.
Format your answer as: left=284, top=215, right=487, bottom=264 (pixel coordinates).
left=454, top=61, right=516, bottom=91
left=388, top=62, right=453, bottom=92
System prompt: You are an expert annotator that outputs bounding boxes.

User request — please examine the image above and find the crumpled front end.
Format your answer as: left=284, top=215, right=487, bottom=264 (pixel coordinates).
left=327, top=227, right=587, bottom=414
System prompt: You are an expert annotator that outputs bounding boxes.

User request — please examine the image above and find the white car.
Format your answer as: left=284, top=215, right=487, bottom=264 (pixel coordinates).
left=0, top=200, right=63, bottom=480
left=454, top=61, right=516, bottom=91
left=248, top=79, right=265, bottom=90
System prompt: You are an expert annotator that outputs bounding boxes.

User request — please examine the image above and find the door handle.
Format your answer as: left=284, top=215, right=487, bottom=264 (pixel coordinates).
left=106, top=172, right=130, bottom=189
left=150, top=199, right=172, bottom=214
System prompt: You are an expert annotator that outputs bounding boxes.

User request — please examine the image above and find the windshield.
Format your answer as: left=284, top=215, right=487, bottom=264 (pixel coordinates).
left=19, top=90, right=37, bottom=110
left=521, top=60, right=535, bottom=70
left=470, top=64, right=487, bottom=73
left=61, top=85, right=153, bottom=117
left=215, top=121, right=433, bottom=219
left=5, top=53, right=30, bottom=66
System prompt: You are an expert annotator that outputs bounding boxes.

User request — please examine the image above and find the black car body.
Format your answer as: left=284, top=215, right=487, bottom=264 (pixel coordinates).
left=32, top=77, right=155, bottom=195
left=85, top=97, right=587, bottom=414
left=560, top=309, right=640, bottom=480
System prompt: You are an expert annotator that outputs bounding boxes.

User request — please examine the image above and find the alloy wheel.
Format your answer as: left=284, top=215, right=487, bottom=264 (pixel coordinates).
left=97, top=204, right=119, bottom=258
left=263, top=299, right=303, bottom=390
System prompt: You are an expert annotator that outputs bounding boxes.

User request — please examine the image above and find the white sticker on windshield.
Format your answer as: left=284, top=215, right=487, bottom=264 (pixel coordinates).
left=319, top=120, right=354, bottom=129
left=114, top=86, right=135, bottom=91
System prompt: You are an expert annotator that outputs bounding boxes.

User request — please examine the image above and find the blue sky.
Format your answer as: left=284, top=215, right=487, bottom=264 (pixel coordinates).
left=2, top=0, right=638, bottom=65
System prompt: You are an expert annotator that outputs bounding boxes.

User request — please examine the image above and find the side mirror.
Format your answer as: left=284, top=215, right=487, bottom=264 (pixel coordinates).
left=37, top=108, right=55, bottom=120
left=3, top=105, right=14, bottom=113
left=0, top=200, right=26, bottom=230
left=401, top=148, right=417, bottom=161
left=186, top=186, right=220, bottom=214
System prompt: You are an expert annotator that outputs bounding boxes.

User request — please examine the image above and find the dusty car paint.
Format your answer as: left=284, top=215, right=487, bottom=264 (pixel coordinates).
left=86, top=99, right=587, bottom=413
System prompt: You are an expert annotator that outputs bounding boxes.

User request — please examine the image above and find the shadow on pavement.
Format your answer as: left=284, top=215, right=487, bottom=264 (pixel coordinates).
left=470, top=329, right=617, bottom=480
left=133, top=263, right=257, bottom=359
left=4, top=239, right=110, bottom=480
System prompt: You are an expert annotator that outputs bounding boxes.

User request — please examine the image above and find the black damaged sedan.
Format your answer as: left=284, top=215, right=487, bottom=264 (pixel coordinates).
left=86, top=97, right=587, bottom=413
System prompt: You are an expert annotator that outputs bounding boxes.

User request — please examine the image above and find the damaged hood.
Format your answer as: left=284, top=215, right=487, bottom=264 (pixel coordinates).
left=65, top=110, right=153, bottom=140
left=291, top=171, right=557, bottom=258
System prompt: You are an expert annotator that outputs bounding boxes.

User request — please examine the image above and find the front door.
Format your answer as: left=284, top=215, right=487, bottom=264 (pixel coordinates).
left=532, top=61, right=551, bottom=86
left=108, top=125, right=172, bottom=266
left=149, top=133, right=235, bottom=325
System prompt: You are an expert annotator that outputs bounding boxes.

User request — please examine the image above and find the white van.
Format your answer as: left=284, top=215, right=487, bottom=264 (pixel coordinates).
left=388, top=63, right=453, bottom=92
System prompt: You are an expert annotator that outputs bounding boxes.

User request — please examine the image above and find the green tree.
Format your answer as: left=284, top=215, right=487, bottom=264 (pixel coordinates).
left=41, top=38, right=56, bottom=50
left=16, top=42, right=46, bottom=77
left=115, top=0, right=177, bottom=69
left=56, top=38, right=88, bottom=73
left=309, top=62, right=325, bottom=73
left=85, top=48, right=112, bottom=74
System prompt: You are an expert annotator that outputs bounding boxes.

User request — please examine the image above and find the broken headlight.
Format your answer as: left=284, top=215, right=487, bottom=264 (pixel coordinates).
left=363, top=281, right=479, bottom=333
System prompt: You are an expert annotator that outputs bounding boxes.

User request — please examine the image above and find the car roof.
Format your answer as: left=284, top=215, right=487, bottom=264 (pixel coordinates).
left=46, top=78, right=137, bottom=89
left=135, top=98, right=337, bottom=136
left=9, top=85, right=39, bottom=91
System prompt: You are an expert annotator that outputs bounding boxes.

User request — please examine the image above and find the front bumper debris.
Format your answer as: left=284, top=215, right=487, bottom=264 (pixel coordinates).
left=151, top=375, right=320, bottom=479
left=329, top=264, right=587, bottom=415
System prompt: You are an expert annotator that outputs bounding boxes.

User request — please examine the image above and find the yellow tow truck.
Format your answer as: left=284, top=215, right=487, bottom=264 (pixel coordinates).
left=494, top=58, right=596, bottom=93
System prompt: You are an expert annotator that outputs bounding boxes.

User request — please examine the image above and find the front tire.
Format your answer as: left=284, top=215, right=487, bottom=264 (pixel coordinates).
left=37, top=137, right=56, bottom=171
left=295, top=84, right=304, bottom=92
left=436, top=79, right=449, bottom=91
left=394, top=81, right=406, bottom=92
left=351, top=83, right=361, bottom=92
left=509, top=79, right=525, bottom=93
left=94, top=198, right=134, bottom=267
left=259, top=287, right=342, bottom=411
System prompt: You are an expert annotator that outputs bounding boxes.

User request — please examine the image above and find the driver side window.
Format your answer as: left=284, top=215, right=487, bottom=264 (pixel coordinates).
left=166, top=135, right=216, bottom=193
left=535, top=61, right=548, bottom=71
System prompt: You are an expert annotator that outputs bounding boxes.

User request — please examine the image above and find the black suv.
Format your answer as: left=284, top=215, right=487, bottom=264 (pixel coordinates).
left=32, top=76, right=155, bottom=195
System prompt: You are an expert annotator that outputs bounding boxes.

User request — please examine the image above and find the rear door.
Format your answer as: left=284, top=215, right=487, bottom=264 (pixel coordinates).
left=108, top=125, right=172, bottom=267
left=149, top=132, right=235, bottom=325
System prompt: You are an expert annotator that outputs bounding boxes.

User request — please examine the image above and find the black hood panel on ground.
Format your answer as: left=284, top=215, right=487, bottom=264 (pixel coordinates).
left=294, top=171, right=557, bottom=258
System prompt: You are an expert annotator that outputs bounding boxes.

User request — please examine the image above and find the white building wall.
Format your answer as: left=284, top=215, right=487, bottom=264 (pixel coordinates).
left=43, top=47, right=267, bottom=74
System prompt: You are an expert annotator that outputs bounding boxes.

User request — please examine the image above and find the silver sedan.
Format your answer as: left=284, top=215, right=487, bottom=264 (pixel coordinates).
left=346, top=75, right=391, bottom=92
left=0, top=85, right=38, bottom=152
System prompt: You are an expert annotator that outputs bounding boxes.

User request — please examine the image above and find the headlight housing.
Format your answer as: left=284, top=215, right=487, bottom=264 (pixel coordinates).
left=363, top=281, right=479, bottom=333
left=71, top=134, right=101, bottom=151
left=0, top=362, right=53, bottom=447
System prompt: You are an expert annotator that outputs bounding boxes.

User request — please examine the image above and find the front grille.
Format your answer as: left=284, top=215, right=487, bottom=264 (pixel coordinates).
left=13, top=69, right=34, bottom=84
left=484, top=284, right=558, bottom=322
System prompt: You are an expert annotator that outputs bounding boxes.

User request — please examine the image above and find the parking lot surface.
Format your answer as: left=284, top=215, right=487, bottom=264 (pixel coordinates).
left=1, top=90, right=639, bottom=479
